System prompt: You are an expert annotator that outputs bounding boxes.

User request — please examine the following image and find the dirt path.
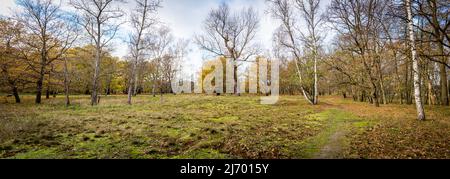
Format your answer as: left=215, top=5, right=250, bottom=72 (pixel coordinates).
left=313, top=127, right=347, bottom=159
left=306, top=108, right=356, bottom=159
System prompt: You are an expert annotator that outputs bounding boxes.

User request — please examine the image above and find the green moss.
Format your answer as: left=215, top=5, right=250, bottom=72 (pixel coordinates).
left=0, top=95, right=403, bottom=159
left=12, top=148, right=59, bottom=159
left=174, top=149, right=230, bottom=159
left=298, top=109, right=363, bottom=158
left=162, top=128, right=182, bottom=138
left=211, top=116, right=239, bottom=123
left=353, top=121, right=370, bottom=128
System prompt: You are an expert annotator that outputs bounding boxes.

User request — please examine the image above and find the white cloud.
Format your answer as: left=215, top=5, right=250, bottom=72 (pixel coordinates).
left=0, top=0, right=17, bottom=16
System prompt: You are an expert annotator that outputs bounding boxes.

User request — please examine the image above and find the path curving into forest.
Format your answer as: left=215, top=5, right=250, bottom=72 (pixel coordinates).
left=300, top=107, right=363, bottom=159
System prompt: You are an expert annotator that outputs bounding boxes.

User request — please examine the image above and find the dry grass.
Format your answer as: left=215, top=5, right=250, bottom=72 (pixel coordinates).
left=322, top=97, right=450, bottom=159
left=0, top=95, right=448, bottom=159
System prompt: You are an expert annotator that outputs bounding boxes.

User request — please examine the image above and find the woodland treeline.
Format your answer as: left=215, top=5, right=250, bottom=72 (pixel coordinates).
left=0, top=0, right=449, bottom=120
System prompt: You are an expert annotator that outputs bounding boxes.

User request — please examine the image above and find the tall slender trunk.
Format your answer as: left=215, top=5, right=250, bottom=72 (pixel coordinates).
left=91, top=16, right=102, bottom=106
left=64, top=57, right=70, bottom=106
left=233, top=62, right=239, bottom=95
left=438, top=44, right=449, bottom=106
left=127, top=58, right=137, bottom=105
left=294, top=58, right=314, bottom=105
left=91, top=44, right=101, bottom=106
left=427, top=79, right=435, bottom=105
left=375, top=45, right=387, bottom=105
left=405, top=56, right=413, bottom=104
left=133, top=72, right=139, bottom=96
left=311, top=35, right=320, bottom=105
left=427, top=62, right=437, bottom=105
left=394, top=52, right=404, bottom=104
left=35, top=29, right=48, bottom=104
left=129, top=0, right=150, bottom=102
left=127, top=80, right=134, bottom=105
left=406, top=0, right=425, bottom=120
left=378, top=66, right=387, bottom=105
left=404, top=57, right=409, bottom=104
left=313, top=51, right=318, bottom=105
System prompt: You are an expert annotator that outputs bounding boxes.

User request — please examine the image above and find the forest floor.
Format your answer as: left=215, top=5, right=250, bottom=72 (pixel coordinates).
left=0, top=94, right=449, bottom=159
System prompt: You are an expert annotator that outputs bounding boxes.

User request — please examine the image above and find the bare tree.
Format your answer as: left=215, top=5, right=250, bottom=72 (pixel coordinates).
left=70, top=0, right=124, bottom=106
left=326, top=0, right=387, bottom=107
left=63, top=56, right=71, bottom=106
left=195, top=2, right=259, bottom=95
left=296, top=0, right=324, bottom=104
left=406, top=0, right=426, bottom=120
left=148, top=26, right=173, bottom=98
left=127, top=0, right=161, bottom=105
left=413, top=0, right=449, bottom=106
left=161, top=39, right=189, bottom=94
left=15, top=0, right=77, bottom=104
left=268, top=0, right=316, bottom=104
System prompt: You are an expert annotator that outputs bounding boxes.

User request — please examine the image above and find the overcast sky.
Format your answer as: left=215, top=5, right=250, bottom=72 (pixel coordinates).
left=0, top=0, right=331, bottom=75
left=156, top=0, right=280, bottom=74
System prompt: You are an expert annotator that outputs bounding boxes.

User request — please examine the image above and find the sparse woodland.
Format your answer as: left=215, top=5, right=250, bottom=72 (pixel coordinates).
left=0, top=0, right=449, bottom=159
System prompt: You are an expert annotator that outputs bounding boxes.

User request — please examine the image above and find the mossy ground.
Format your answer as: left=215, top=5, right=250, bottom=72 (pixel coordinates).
left=0, top=95, right=448, bottom=159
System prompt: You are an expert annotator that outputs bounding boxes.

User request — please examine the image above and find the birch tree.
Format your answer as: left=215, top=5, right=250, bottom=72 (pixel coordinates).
left=269, top=0, right=316, bottom=104
left=148, top=26, right=173, bottom=98
left=296, top=0, right=324, bottom=104
left=70, top=0, right=124, bottom=106
left=127, top=0, right=161, bottom=105
left=406, top=0, right=426, bottom=120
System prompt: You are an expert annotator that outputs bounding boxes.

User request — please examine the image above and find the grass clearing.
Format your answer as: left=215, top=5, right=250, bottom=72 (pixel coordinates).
left=0, top=95, right=449, bottom=159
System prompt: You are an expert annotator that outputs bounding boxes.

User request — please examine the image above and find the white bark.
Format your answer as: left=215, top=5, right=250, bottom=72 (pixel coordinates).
left=269, top=0, right=322, bottom=105
left=314, top=52, right=318, bottom=104
left=127, top=58, right=137, bottom=104
left=127, top=0, right=160, bottom=105
left=406, top=0, right=425, bottom=120
left=70, top=0, right=124, bottom=106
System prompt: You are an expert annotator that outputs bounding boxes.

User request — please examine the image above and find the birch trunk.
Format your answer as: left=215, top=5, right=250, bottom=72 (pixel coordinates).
left=127, top=59, right=137, bottom=105
left=133, top=71, right=139, bottom=96
left=406, top=0, right=425, bottom=120
left=313, top=47, right=318, bottom=105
